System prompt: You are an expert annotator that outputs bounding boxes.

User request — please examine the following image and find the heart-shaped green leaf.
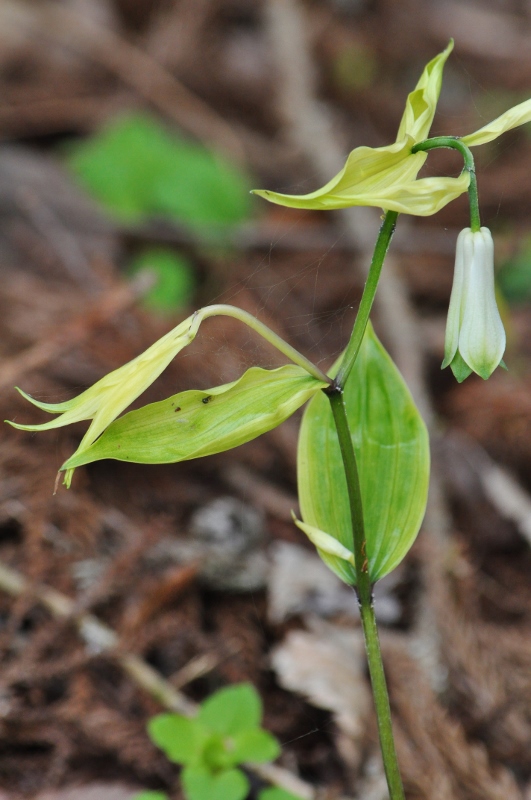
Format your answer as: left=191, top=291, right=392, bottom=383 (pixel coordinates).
left=182, top=766, right=249, bottom=800
left=198, top=683, right=261, bottom=736
left=147, top=713, right=207, bottom=765
left=229, top=729, right=280, bottom=764
left=297, top=322, right=429, bottom=583
left=62, top=365, right=326, bottom=470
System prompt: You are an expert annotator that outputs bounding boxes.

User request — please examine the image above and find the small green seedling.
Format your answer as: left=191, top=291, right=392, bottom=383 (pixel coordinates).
left=138, top=683, right=281, bottom=800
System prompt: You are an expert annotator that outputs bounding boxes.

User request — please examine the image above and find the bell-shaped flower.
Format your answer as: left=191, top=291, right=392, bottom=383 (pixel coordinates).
left=252, top=41, right=531, bottom=217
left=7, top=314, right=198, bottom=486
left=442, top=227, right=505, bottom=382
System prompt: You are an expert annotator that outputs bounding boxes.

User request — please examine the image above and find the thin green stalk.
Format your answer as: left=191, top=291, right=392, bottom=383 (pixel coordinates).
left=335, top=210, right=398, bottom=389
left=191, top=304, right=331, bottom=385
left=411, top=136, right=481, bottom=232
left=327, top=389, right=405, bottom=800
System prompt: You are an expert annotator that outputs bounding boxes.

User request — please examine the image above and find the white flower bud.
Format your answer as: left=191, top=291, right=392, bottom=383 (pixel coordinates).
left=442, top=227, right=506, bottom=382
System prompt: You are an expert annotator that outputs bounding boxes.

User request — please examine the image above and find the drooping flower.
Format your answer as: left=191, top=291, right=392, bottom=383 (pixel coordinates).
left=252, top=41, right=531, bottom=216
left=7, top=314, right=198, bottom=486
left=442, top=227, right=505, bottom=382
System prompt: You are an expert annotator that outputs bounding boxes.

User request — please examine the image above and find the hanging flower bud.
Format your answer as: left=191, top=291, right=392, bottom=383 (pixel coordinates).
left=442, top=227, right=506, bottom=382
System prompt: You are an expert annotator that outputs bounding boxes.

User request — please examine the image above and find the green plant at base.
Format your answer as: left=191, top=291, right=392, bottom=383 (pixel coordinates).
left=8, top=41, right=531, bottom=800
left=137, top=683, right=281, bottom=800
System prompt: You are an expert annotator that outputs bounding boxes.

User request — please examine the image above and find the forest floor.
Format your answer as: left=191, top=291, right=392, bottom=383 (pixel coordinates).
left=1, top=1, right=531, bottom=798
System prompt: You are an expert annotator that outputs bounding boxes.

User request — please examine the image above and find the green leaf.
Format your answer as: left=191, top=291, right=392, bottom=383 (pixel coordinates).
left=128, top=248, right=196, bottom=312
left=147, top=713, right=207, bottom=765
left=182, top=766, right=249, bottom=800
left=198, top=683, right=262, bottom=736
left=62, top=366, right=327, bottom=470
left=66, top=112, right=252, bottom=228
left=258, top=789, right=302, bottom=800
left=297, top=322, right=429, bottom=583
left=133, top=793, right=169, bottom=800
left=229, top=729, right=281, bottom=764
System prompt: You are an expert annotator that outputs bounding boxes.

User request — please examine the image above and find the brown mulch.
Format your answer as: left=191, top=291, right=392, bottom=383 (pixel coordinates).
left=1, top=1, right=531, bottom=798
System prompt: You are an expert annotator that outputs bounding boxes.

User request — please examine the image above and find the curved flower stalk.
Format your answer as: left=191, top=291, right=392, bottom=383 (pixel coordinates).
left=443, top=227, right=506, bottom=382
left=253, top=41, right=531, bottom=217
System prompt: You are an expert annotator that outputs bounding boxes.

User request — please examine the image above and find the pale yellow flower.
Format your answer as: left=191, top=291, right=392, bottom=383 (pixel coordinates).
left=8, top=315, right=197, bottom=486
left=253, top=41, right=531, bottom=217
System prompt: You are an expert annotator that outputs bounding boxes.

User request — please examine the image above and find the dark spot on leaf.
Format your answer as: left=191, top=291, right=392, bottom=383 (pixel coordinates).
left=174, top=406, right=181, bottom=412
left=202, top=396, right=212, bottom=405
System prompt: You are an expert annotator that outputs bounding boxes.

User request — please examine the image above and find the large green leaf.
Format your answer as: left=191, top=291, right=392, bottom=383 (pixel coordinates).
left=297, top=323, right=429, bottom=584
left=62, top=366, right=326, bottom=470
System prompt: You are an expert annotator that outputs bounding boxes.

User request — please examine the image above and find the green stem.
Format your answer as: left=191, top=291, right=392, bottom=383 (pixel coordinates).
left=190, top=304, right=332, bottom=385
left=327, top=207, right=404, bottom=797
left=411, top=136, right=481, bottom=232
left=335, top=211, right=398, bottom=389
left=327, top=390, right=405, bottom=800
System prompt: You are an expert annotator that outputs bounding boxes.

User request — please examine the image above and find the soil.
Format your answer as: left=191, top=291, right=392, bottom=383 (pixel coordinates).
left=1, top=1, right=531, bottom=798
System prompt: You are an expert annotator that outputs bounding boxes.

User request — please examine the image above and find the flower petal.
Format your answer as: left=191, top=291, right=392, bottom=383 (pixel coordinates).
left=396, top=40, right=454, bottom=142
left=458, top=228, right=506, bottom=379
left=252, top=140, right=469, bottom=216
left=7, top=314, right=198, bottom=487
left=374, top=171, right=470, bottom=216
left=442, top=227, right=471, bottom=368
left=252, top=43, right=470, bottom=217
left=252, top=137, right=426, bottom=211
left=8, top=387, right=100, bottom=432
left=449, top=350, right=473, bottom=383
left=462, top=98, right=531, bottom=148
